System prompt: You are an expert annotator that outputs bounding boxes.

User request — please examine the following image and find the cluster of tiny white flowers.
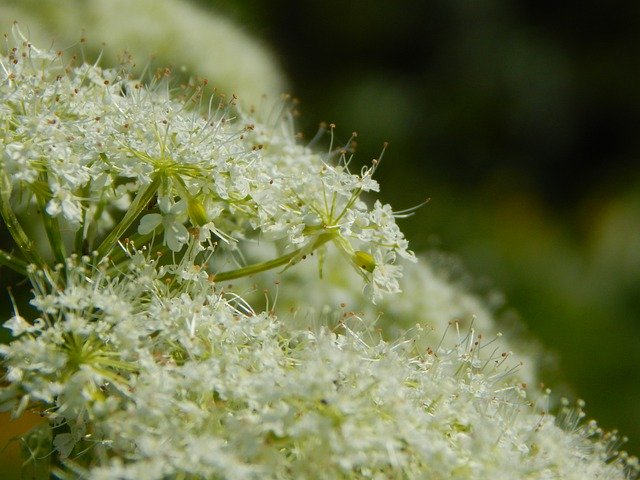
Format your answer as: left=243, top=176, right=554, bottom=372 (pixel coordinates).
left=2, top=253, right=637, bottom=479
left=0, top=35, right=413, bottom=299
left=1, top=33, right=638, bottom=480
left=224, top=247, right=540, bottom=384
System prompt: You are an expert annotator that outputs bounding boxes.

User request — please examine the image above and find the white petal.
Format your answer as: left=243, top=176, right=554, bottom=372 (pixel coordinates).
left=138, top=214, right=163, bottom=235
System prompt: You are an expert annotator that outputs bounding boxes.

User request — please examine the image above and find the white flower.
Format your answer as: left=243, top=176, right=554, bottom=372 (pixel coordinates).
left=1, top=255, right=635, bottom=479
left=139, top=198, right=189, bottom=252
left=1, top=33, right=636, bottom=480
left=45, top=187, right=84, bottom=226
left=2, top=315, right=42, bottom=336
left=1, top=36, right=413, bottom=298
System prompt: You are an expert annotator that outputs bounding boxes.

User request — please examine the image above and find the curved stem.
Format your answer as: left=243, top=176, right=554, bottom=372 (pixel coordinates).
left=0, top=174, right=47, bottom=268
left=212, top=233, right=333, bottom=282
left=0, top=248, right=29, bottom=276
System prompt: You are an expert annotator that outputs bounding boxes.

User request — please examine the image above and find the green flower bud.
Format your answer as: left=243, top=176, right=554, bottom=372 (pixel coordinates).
left=353, top=250, right=376, bottom=273
left=187, top=198, right=208, bottom=227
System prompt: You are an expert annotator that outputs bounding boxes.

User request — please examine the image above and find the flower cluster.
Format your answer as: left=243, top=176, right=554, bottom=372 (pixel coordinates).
left=223, top=247, right=541, bottom=384
left=0, top=34, right=413, bottom=299
left=1, top=31, right=638, bottom=480
left=2, top=253, right=637, bottom=479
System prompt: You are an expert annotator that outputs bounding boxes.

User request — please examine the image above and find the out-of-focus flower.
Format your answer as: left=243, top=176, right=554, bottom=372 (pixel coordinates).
left=0, top=0, right=286, bottom=108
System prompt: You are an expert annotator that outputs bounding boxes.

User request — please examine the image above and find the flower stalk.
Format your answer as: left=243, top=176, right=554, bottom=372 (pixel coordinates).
left=0, top=248, right=28, bottom=276
left=0, top=174, right=47, bottom=270
left=213, top=233, right=334, bottom=282
left=33, top=176, right=67, bottom=264
left=96, top=175, right=162, bottom=259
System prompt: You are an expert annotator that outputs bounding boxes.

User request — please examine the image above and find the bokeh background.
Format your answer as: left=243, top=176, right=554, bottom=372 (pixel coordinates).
left=1, top=0, right=639, bottom=473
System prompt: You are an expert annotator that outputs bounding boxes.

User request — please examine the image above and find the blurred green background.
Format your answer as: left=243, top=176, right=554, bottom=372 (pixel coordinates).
left=199, top=0, right=640, bottom=455
left=1, top=0, right=639, bottom=470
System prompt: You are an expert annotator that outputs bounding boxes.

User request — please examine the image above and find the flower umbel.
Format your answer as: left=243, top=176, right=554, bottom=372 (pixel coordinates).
left=2, top=251, right=638, bottom=479
left=0, top=32, right=412, bottom=298
left=0, top=28, right=637, bottom=480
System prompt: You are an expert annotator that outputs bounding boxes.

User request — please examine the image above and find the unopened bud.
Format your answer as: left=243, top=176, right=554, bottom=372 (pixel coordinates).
left=353, top=250, right=376, bottom=273
left=188, top=198, right=208, bottom=226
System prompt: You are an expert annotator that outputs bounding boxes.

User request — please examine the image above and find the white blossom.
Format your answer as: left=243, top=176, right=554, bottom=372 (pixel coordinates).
left=0, top=32, right=637, bottom=480
left=138, top=198, right=189, bottom=252
left=0, top=34, right=411, bottom=297
left=1, top=254, right=636, bottom=479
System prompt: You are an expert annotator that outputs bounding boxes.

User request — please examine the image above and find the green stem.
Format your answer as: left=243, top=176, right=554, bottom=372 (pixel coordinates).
left=0, top=174, right=47, bottom=268
left=213, top=233, right=333, bottom=282
left=74, top=183, right=92, bottom=254
left=0, top=248, right=29, bottom=276
left=34, top=186, right=66, bottom=264
left=96, top=175, right=161, bottom=258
